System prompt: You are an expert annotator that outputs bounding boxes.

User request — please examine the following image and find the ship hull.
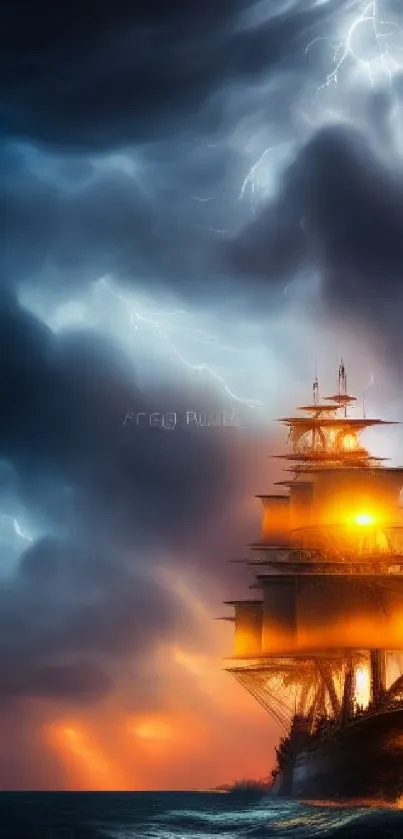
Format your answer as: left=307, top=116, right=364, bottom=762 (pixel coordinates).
left=278, top=709, right=403, bottom=802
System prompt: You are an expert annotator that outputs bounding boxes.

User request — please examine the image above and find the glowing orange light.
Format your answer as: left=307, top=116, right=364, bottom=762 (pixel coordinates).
left=47, top=723, right=128, bottom=790
left=342, top=433, right=357, bottom=451
left=355, top=513, right=375, bottom=526
left=134, top=719, right=174, bottom=741
left=64, top=727, right=80, bottom=741
left=355, top=666, right=370, bottom=707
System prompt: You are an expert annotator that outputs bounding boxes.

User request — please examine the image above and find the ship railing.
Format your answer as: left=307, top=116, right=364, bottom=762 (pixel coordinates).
left=303, top=698, right=403, bottom=749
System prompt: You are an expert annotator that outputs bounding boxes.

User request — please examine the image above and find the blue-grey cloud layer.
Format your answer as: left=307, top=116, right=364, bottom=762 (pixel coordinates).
left=2, top=0, right=403, bottom=719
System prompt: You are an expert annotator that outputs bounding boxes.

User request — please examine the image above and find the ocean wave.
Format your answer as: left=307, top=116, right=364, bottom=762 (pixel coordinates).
left=2, top=792, right=402, bottom=839
left=96, top=796, right=400, bottom=839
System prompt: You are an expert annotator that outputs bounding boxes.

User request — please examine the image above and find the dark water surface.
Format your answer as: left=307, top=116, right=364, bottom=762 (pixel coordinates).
left=1, top=791, right=403, bottom=839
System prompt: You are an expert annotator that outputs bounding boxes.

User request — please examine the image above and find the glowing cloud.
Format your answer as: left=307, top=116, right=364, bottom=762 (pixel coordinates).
left=47, top=723, right=129, bottom=790
left=306, top=0, right=403, bottom=91
left=132, top=719, right=174, bottom=741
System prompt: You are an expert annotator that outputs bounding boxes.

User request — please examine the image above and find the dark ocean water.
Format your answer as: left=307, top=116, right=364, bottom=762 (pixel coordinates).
left=1, top=792, right=403, bottom=839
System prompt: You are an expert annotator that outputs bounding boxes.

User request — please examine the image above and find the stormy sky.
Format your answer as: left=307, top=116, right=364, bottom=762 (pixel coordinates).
left=2, top=0, right=403, bottom=789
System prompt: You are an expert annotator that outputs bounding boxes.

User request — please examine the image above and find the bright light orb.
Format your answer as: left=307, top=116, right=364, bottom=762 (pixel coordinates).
left=342, top=433, right=357, bottom=451
left=355, top=666, right=370, bottom=708
left=355, top=513, right=375, bottom=526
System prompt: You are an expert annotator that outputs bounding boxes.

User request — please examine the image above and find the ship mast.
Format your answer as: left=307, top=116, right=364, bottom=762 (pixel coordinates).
left=222, top=362, right=403, bottom=734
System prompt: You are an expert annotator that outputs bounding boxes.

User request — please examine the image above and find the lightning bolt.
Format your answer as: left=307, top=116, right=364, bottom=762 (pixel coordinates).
left=239, top=145, right=286, bottom=199
left=306, top=0, right=403, bottom=91
left=234, top=3, right=403, bottom=205
left=12, top=517, right=33, bottom=542
left=97, top=278, right=262, bottom=410
left=0, top=514, right=33, bottom=545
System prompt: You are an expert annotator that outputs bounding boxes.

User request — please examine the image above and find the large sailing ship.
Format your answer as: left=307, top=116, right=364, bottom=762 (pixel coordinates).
left=223, top=362, right=403, bottom=801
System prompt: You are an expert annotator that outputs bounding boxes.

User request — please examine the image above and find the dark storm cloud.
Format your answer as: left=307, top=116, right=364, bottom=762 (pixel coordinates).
left=0, top=0, right=364, bottom=312
left=1, top=142, right=224, bottom=293
left=0, top=534, right=186, bottom=702
left=0, top=0, right=345, bottom=304
left=2, top=149, right=155, bottom=286
left=1, top=0, right=402, bottom=726
left=0, top=0, right=338, bottom=148
left=0, top=296, right=237, bottom=545
left=0, top=658, right=111, bottom=702
left=229, top=123, right=403, bottom=313
left=0, top=294, right=246, bottom=700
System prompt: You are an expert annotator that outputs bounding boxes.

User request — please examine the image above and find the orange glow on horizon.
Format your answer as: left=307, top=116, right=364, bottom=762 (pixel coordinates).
left=32, top=566, right=281, bottom=791
left=47, top=722, right=129, bottom=790
left=127, top=709, right=208, bottom=751
left=28, top=657, right=276, bottom=791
